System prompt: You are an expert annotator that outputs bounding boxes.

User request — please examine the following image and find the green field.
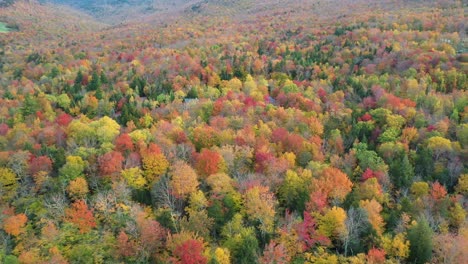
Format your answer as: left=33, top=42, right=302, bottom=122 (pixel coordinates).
left=0, top=22, right=11, bottom=33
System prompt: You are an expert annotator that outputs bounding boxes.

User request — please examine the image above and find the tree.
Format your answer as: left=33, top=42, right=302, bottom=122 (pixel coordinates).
left=28, top=156, right=53, bottom=176
left=59, top=156, right=86, bottom=182
left=430, top=181, right=447, bottom=200
left=121, top=167, right=146, bottom=189
left=65, top=200, right=96, bottom=233
left=244, top=185, right=277, bottom=233
left=313, top=167, right=353, bottom=203
left=56, top=94, right=71, bottom=110
left=115, top=133, right=134, bottom=153
left=117, top=231, right=136, bottom=259
left=0, top=167, right=18, bottom=202
left=359, top=199, right=384, bottom=236
left=137, top=217, right=167, bottom=257
left=67, top=177, right=89, bottom=199
left=3, top=213, right=28, bottom=237
left=410, top=182, right=429, bottom=198
left=222, top=214, right=259, bottom=264
left=381, top=233, right=410, bottom=260
left=213, top=247, right=231, bottom=264
left=142, top=145, right=169, bottom=185
left=206, top=173, right=235, bottom=195
left=433, top=231, right=468, bottom=264
left=173, top=239, right=207, bottom=264
left=278, top=170, right=310, bottom=214
left=318, top=206, right=347, bottom=240
left=426, top=136, right=452, bottom=158
left=195, top=149, right=225, bottom=178
left=366, top=248, right=386, bottom=264
left=170, top=160, right=199, bottom=199
left=86, top=70, right=101, bottom=91
left=90, top=116, right=121, bottom=143
left=448, top=203, right=466, bottom=230
left=297, top=211, right=330, bottom=250
left=342, top=207, right=373, bottom=256
left=259, top=242, right=290, bottom=264
left=191, top=126, right=219, bottom=151
left=455, top=174, right=468, bottom=195
left=98, top=151, right=124, bottom=177
left=390, top=154, right=413, bottom=189
left=74, top=70, right=84, bottom=90
left=407, top=218, right=433, bottom=264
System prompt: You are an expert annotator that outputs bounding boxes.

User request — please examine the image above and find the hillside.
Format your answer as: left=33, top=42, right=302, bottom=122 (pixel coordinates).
left=0, top=0, right=466, bottom=263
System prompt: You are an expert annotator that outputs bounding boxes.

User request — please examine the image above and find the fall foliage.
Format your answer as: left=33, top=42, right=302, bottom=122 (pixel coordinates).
left=0, top=0, right=466, bottom=262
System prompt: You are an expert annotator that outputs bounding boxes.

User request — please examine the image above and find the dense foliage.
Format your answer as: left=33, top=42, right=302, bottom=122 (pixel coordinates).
left=0, top=0, right=466, bottom=263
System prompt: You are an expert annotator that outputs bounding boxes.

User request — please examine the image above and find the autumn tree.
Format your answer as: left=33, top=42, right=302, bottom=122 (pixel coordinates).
left=194, top=148, right=226, bottom=178
left=115, top=133, right=134, bottom=153
left=3, top=213, right=28, bottom=237
left=312, top=167, right=353, bottom=203
left=170, top=160, right=199, bottom=199
left=359, top=199, right=385, bottom=236
left=65, top=200, right=96, bottom=233
left=136, top=216, right=167, bottom=259
left=259, top=242, right=290, bottom=264
left=117, top=231, right=136, bottom=259
left=0, top=167, right=18, bottom=202
left=297, top=211, right=330, bottom=251
left=244, top=185, right=277, bottom=233
left=59, top=156, right=86, bottom=182
left=278, top=169, right=311, bottom=214
left=98, top=151, right=124, bottom=177
left=141, top=144, right=169, bottom=185
left=67, top=177, right=89, bottom=200
left=318, top=206, right=347, bottom=241
left=121, top=167, right=146, bottom=189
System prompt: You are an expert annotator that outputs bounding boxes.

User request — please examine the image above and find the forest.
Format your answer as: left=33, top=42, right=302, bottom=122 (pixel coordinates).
left=0, top=0, right=466, bottom=263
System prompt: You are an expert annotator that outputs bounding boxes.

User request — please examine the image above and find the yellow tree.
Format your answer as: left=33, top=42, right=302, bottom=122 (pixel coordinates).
left=170, top=160, right=199, bottom=199
left=206, top=173, right=235, bottom=195
left=382, top=233, right=410, bottom=260
left=360, top=199, right=385, bottom=235
left=244, top=185, right=277, bottom=233
left=213, top=247, right=231, bottom=264
left=0, top=167, right=18, bottom=202
left=90, top=116, right=120, bottom=143
left=67, top=177, right=89, bottom=200
left=318, top=206, right=347, bottom=240
left=142, top=145, right=169, bottom=185
left=121, top=167, right=147, bottom=189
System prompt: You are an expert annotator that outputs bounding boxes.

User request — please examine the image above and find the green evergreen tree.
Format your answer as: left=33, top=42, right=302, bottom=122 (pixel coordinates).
left=95, top=87, right=103, bottom=100
left=407, top=218, right=433, bottom=264
left=87, top=71, right=101, bottom=91
left=21, top=94, right=39, bottom=116
left=390, top=154, right=414, bottom=189
left=100, top=71, right=108, bottom=84
left=73, top=70, right=83, bottom=93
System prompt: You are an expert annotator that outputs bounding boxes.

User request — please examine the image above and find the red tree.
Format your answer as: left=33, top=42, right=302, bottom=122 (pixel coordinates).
left=56, top=113, right=73, bottom=126
left=296, top=211, right=330, bottom=250
left=115, top=133, right=134, bottom=153
left=65, top=200, right=96, bottom=233
left=117, top=231, right=136, bottom=258
left=173, top=239, right=207, bottom=264
left=367, top=248, right=386, bottom=264
left=98, top=151, right=124, bottom=177
left=29, top=155, right=53, bottom=175
left=194, top=149, right=223, bottom=177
